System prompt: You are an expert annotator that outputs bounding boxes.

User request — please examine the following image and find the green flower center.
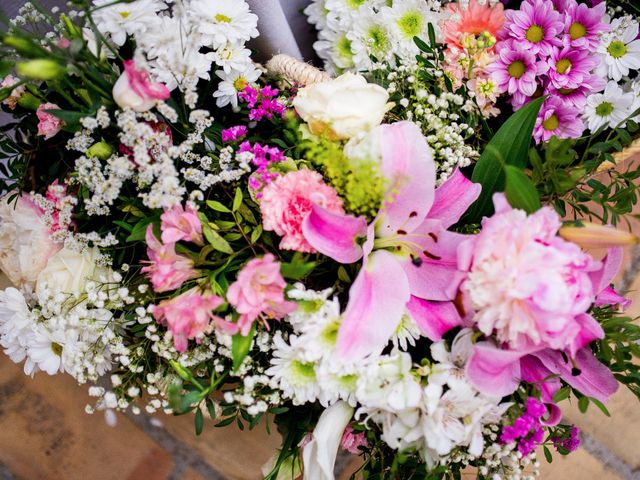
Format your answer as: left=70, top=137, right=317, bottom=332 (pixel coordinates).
left=215, top=13, right=232, bottom=23
left=556, top=58, right=572, bottom=74
left=367, top=25, right=390, bottom=54
left=542, top=114, right=560, bottom=131
left=347, top=0, right=366, bottom=8
left=595, top=101, right=614, bottom=117
left=607, top=40, right=627, bottom=59
left=569, top=22, right=587, bottom=40
left=336, top=374, right=358, bottom=390
left=51, top=342, right=63, bottom=357
left=289, top=360, right=316, bottom=384
left=397, top=11, right=424, bottom=38
left=336, top=35, right=354, bottom=62
left=320, top=321, right=340, bottom=345
left=507, top=60, right=526, bottom=79
left=525, top=24, right=545, bottom=43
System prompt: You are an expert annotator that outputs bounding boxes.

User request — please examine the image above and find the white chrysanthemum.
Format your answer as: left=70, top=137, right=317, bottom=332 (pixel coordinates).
left=212, top=42, right=253, bottom=74
left=213, top=65, right=261, bottom=109
left=0, top=288, right=36, bottom=371
left=347, top=11, right=397, bottom=70
left=92, top=0, right=167, bottom=46
left=26, top=326, right=79, bottom=376
left=190, top=0, right=259, bottom=49
left=584, top=81, right=636, bottom=132
left=597, top=16, right=640, bottom=82
left=314, top=28, right=356, bottom=74
left=266, top=332, right=321, bottom=405
left=325, top=0, right=385, bottom=30
left=316, top=359, right=362, bottom=407
left=381, top=0, right=444, bottom=58
left=304, top=0, right=330, bottom=30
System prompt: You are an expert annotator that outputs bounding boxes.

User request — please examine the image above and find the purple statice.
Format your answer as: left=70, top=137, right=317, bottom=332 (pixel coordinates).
left=502, top=0, right=564, bottom=56
left=552, top=426, right=581, bottom=453
left=221, top=125, right=248, bottom=143
left=500, top=397, right=547, bottom=456
left=533, top=95, right=584, bottom=143
left=546, top=46, right=601, bottom=91
left=562, top=0, right=609, bottom=50
left=238, top=141, right=285, bottom=196
left=239, top=85, right=259, bottom=107
left=239, top=85, right=287, bottom=122
left=488, top=40, right=548, bottom=99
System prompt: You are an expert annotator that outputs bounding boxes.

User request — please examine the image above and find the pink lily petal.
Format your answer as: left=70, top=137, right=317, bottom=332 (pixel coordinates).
left=533, top=348, right=618, bottom=404
left=595, top=286, right=631, bottom=310
left=589, top=247, right=623, bottom=295
left=406, top=296, right=462, bottom=341
left=569, top=313, right=604, bottom=357
left=336, top=250, right=410, bottom=361
left=376, top=122, right=436, bottom=238
left=520, top=354, right=561, bottom=404
left=426, top=169, right=482, bottom=229
left=466, top=342, right=532, bottom=397
left=302, top=203, right=368, bottom=264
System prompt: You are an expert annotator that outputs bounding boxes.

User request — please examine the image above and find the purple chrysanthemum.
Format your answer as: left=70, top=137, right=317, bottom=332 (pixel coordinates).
left=502, top=0, right=564, bottom=56
left=533, top=95, right=585, bottom=143
left=489, top=40, right=548, bottom=98
left=546, top=46, right=601, bottom=90
left=563, top=0, right=609, bottom=50
left=543, top=70, right=606, bottom=108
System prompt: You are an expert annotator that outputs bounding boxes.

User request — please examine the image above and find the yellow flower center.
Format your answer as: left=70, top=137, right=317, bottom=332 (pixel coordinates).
left=569, top=22, right=587, bottom=40
left=556, top=58, right=572, bottom=74
left=233, top=77, right=247, bottom=91
left=51, top=342, right=63, bottom=357
left=119, top=10, right=130, bottom=18
left=507, top=60, right=526, bottom=79
left=215, top=13, right=232, bottom=23
left=542, top=114, right=560, bottom=131
left=525, top=24, right=544, bottom=43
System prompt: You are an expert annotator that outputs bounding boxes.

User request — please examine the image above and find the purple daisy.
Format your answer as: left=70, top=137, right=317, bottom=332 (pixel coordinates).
left=533, top=95, right=585, bottom=143
left=502, top=0, right=564, bottom=56
left=563, top=0, right=609, bottom=50
left=546, top=46, right=601, bottom=90
left=489, top=40, right=549, bottom=98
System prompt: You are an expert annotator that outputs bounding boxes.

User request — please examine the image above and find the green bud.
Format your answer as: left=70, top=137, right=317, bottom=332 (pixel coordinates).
left=2, top=35, right=43, bottom=57
left=85, top=140, right=114, bottom=160
left=59, top=14, right=81, bottom=38
left=16, top=92, right=41, bottom=110
left=16, top=59, right=65, bottom=81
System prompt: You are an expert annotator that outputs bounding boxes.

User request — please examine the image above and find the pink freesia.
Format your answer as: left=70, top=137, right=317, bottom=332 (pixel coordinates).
left=302, top=122, right=481, bottom=360
left=152, top=288, right=237, bottom=352
left=36, top=103, right=64, bottom=140
left=260, top=170, right=345, bottom=253
left=112, top=59, right=170, bottom=112
left=160, top=203, right=203, bottom=245
left=227, top=254, right=297, bottom=335
left=141, top=225, right=199, bottom=293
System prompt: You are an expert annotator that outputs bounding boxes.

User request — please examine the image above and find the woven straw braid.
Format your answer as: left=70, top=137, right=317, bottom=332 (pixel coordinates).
left=597, top=138, right=640, bottom=173
left=265, top=54, right=331, bottom=85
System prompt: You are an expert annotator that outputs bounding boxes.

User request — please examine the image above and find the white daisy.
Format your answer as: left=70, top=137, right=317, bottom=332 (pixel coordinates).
left=266, top=332, right=321, bottom=405
left=91, top=0, right=167, bottom=46
left=26, top=326, right=78, bottom=376
left=584, top=81, right=635, bottom=132
left=212, top=64, right=261, bottom=109
left=189, top=0, right=259, bottom=49
left=0, top=287, right=35, bottom=370
left=597, top=16, right=640, bottom=81
left=212, top=42, right=253, bottom=74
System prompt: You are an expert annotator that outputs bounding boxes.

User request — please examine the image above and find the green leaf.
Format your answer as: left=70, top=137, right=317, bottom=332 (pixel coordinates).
left=126, top=217, right=155, bottom=242
left=231, top=324, right=255, bottom=372
left=194, top=408, right=204, bottom=435
left=413, top=36, right=431, bottom=53
left=232, top=187, right=243, bottom=212
left=427, top=23, right=436, bottom=47
left=589, top=397, right=611, bottom=417
left=280, top=255, right=317, bottom=280
left=552, top=386, right=570, bottom=403
left=543, top=446, right=553, bottom=464
left=504, top=165, right=541, bottom=213
left=203, top=224, right=233, bottom=254
left=46, top=109, right=87, bottom=128
left=251, top=225, right=262, bottom=243
left=207, top=200, right=231, bottom=213
left=466, top=97, right=545, bottom=222
left=578, top=396, right=590, bottom=413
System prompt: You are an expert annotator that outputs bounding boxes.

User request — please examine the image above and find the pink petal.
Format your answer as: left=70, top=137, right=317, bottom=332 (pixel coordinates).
left=533, top=348, right=619, bottom=403
left=427, top=169, right=482, bottom=229
left=336, top=250, right=410, bottom=361
left=376, top=122, right=436, bottom=237
left=406, top=296, right=462, bottom=341
left=520, top=355, right=561, bottom=404
left=302, top=203, right=368, bottom=264
left=569, top=313, right=604, bottom=357
left=595, top=286, right=631, bottom=310
left=589, top=247, right=623, bottom=295
left=466, top=342, right=529, bottom=397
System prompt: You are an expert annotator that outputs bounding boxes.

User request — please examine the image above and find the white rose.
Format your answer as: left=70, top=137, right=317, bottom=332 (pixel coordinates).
left=292, top=73, right=390, bottom=140
left=0, top=194, right=61, bottom=289
left=36, top=247, right=113, bottom=303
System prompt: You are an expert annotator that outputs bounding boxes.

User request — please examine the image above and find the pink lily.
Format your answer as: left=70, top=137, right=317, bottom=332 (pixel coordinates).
left=466, top=248, right=625, bottom=403
left=302, top=121, right=481, bottom=360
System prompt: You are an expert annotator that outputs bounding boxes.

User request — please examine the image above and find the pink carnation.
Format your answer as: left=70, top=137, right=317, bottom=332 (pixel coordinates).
left=1, top=75, right=25, bottom=110
left=36, top=103, right=64, bottom=140
left=340, top=425, right=368, bottom=454
left=227, top=254, right=297, bottom=335
left=260, top=170, right=344, bottom=252
left=459, top=193, right=601, bottom=353
left=160, top=203, right=203, bottom=245
left=153, top=289, right=237, bottom=352
left=141, top=225, right=199, bottom=292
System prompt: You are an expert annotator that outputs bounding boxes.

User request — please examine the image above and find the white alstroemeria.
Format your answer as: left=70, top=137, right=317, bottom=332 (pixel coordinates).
left=190, top=0, right=259, bottom=49
left=302, top=401, right=354, bottom=480
left=212, top=65, right=261, bottom=109
left=428, top=328, right=475, bottom=389
left=584, top=81, right=636, bottom=132
left=374, top=407, right=424, bottom=452
left=391, top=313, right=421, bottom=351
left=91, top=0, right=166, bottom=46
left=597, top=16, right=640, bottom=81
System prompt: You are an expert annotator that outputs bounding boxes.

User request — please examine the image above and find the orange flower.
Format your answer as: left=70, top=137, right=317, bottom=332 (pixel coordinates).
left=441, top=0, right=505, bottom=49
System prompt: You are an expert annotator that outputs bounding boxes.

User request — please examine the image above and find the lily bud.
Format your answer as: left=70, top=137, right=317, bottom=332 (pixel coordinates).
left=559, top=222, right=638, bottom=249
left=86, top=140, right=114, bottom=160
left=16, top=59, right=65, bottom=81
left=2, top=35, right=44, bottom=57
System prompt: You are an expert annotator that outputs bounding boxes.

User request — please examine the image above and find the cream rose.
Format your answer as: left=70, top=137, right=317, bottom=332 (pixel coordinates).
left=36, top=246, right=113, bottom=303
left=0, top=194, right=61, bottom=289
left=292, top=73, right=390, bottom=140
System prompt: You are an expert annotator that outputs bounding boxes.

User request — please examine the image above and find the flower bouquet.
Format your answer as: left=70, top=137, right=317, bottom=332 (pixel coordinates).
left=1, top=0, right=640, bottom=478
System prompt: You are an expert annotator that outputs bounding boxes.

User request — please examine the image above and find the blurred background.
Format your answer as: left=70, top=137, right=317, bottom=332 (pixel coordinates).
left=1, top=0, right=640, bottom=478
